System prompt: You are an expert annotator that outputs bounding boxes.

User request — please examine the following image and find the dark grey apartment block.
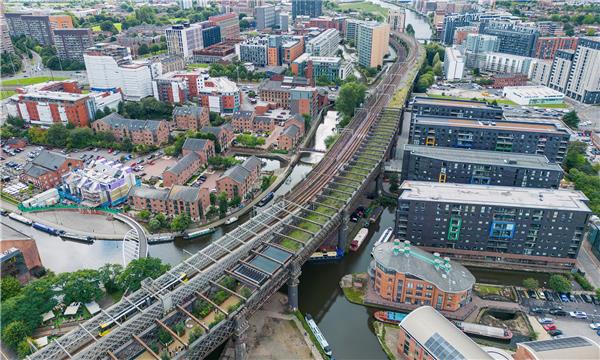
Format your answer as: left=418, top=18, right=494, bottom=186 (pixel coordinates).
left=411, top=96, right=503, bottom=120
left=53, top=29, right=93, bottom=62
left=292, top=0, right=323, bottom=19
left=479, top=21, right=539, bottom=57
left=395, top=181, right=591, bottom=270
left=401, top=144, right=564, bottom=188
left=409, top=116, right=571, bottom=163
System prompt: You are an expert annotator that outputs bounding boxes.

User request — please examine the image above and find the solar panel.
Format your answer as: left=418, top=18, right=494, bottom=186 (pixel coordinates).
left=424, top=333, right=466, bottom=360
left=264, top=246, right=292, bottom=262
left=234, top=265, right=268, bottom=285
left=526, top=336, right=592, bottom=352
left=249, top=256, right=279, bottom=274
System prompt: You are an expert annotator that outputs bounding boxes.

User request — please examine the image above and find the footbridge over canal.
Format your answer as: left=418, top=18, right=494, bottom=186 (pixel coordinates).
left=29, top=33, right=422, bottom=360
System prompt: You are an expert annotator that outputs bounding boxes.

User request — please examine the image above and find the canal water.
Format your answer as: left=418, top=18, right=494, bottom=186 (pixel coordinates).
left=367, top=0, right=434, bottom=41
left=11, top=7, right=436, bottom=356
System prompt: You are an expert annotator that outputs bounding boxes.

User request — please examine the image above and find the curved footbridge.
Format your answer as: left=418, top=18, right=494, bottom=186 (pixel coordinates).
left=29, top=32, right=423, bottom=360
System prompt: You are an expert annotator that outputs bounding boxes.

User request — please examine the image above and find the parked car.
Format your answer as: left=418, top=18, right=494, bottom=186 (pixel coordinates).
left=549, top=309, right=567, bottom=316
left=531, top=307, right=545, bottom=314
left=582, top=294, right=593, bottom=303
left=543, top=324, right=557, bottom=331
left=548, top=330, right=563, bottom=337
left=537, top=291, right=546, bottom=301
left=538, top=318, right=554, bottom=324
left=569, top=311, right=587, bottom=319
left=589, top=323, right=600, bottom=330
left=559, top=293, right=569, bottom=302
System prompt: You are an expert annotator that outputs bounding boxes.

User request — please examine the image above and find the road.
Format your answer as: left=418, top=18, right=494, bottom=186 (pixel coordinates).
left=578, top=238, right=600, bottom=288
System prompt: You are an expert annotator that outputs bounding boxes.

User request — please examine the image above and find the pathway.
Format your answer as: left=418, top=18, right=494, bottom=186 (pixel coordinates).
left=577, top=239, right=600, bottom=288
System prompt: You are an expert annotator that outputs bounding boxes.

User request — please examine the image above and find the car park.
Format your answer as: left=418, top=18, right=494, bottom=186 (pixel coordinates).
left=538, top=318, right=554, bottom=324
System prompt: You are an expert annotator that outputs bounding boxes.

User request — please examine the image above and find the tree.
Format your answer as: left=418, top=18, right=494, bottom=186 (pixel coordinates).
left=138, top=43, right=150, bottom=55
left=98, top=263, right=123, bottom=294
left=170, top=213, right=191, bottom=232
left=472, top=68, right=481, bottom=76
left=148, top=218, right=161, bottom=232
left=154, top=213, right=168, bottom=228
left=562, top=110, right=580, bottom=129
left=17, top=340, right=35, bottom=358
left=61, top=270, right=103, bottom=304
left=116, top=257, right=170, bottom=292
left=2, top=321, right=29, bottom=349
left=158, top=328, right=172, bottom=345
left=27, top=126, right=47, bottom=145
left=335, top=82, right=367, bottom=119
left=210, top=192, right=217, bottom=206
left=46, top=123, right=69, bottom=147
left=548, top=274, right=572, bottom=293
left=218, top=192, right=229, bottom=218
left=68, top=127, right=94, bottom=148
left=100, top=20, right=118, bottom=33
left=138, top=209, right=151, bottom=220
left=432, top=61, right=443, bottom=77
left=406, top=24, right=415, bottom=36
left=229, top=195, right=242, bottom=208
left=523, top=278, right=539, bottom=290
left=1, top=276, right=21, bottom=301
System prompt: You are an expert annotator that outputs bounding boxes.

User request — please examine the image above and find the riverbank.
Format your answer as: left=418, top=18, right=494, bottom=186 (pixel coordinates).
left=374, top=321, right=401, bottom=359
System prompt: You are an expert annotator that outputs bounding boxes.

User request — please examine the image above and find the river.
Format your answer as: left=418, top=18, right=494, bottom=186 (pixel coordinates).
left=367, top=0, right=434, bottom=41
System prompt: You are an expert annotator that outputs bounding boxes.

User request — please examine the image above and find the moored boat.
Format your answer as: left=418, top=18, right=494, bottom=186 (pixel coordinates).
left=349, top=228, right=369, bottom=251
left=374, top=311, right=406, bottom=325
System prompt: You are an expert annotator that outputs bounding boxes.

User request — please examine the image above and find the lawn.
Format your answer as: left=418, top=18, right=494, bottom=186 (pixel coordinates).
left=338, top=1, right=389, bottom=18
left=426, top=93, right=517, bottom=105
left=0, top=90, right=15, bottom=99
left=186, top=63, right=211, bottom=70
left=92, top=23, right=121, bottom=32
left=529, top=103, right=569, bottom=109
left=1, top=76, right=68, bottom=86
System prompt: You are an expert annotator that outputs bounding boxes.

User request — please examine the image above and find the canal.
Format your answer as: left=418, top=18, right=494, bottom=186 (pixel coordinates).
left=10, top=7, right=436, bottom=356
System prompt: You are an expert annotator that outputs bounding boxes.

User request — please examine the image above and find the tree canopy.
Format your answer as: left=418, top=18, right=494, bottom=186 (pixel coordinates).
left=548, top=274, right=572, bottom=293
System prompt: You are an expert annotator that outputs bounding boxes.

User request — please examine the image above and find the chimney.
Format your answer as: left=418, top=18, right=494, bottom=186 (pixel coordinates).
left=403, top=240, right=411, bottom=255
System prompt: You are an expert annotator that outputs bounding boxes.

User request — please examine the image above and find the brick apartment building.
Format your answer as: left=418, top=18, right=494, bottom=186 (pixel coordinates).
left=128, top=185, right=210, bottom=222
left=163, top=138, right=216, bottom=187
left=200, top=124, right=235, bottom=151
left=92, top=113, right=169, bottom=146
left=277, top=125, right=301, bottom=150
left=21, top=150, right=83, bottom=190
left=172, top=105, right=210, bottom=131
left=216, top=156, right=262, bottom=200
left=370, top=241, right=475, bottom=312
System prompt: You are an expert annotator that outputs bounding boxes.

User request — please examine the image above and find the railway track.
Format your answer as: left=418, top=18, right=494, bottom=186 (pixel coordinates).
left=289, top=34, right=418, bottom=205
left=28, top=33, right=420, bottom=360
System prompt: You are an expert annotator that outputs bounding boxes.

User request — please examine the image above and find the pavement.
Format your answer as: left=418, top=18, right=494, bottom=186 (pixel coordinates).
left=578, top=239, right=600, bottom=288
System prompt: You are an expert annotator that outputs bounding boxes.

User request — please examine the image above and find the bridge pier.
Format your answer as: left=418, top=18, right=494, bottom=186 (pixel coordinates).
left=337, top=210, right=348, bottom=250
left=287, top=263, right=301, bottom=311
left=233, top=315, right=249, bottom=360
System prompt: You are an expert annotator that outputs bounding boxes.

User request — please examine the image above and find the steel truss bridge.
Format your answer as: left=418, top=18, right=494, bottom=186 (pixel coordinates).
left=29, top=33, right=421, bottom=360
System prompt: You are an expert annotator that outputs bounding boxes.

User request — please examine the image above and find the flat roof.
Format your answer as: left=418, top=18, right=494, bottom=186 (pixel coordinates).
left=504, top=85, right=564, bottom=98
left=371, top=242, right=475, bottom=293
left=399, top=181, right=591, bottom=211
left=414, top=116, right=568, bottom=134
left=403, top=144, right=563, bottom=171
left=413, top=96, right=499, bottom=110
left=400, top=306, right=494, bottom=360
left=518, top=336, right=600, bottom=360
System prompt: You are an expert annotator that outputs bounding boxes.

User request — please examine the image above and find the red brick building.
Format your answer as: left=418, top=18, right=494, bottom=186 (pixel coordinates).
left=6, top=80, right=93, bottom=127
left=199, top=124, right=235, bottom=151
left=277, top=124, right=301, bottom=150
left=128, top=185, right=210, bottom=221
left=163, top=138, right=216, bottom=187
left=20, top=150, right=83, bottom=189
left=216, top=156, right=261, bottom=200
left=370, top=241, right=474, bottom=312
left=534, top=37, right=578, bottom=60
left=92, top=113, right=169, bottom=146
left=172, top=105, right=210, bottom=131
